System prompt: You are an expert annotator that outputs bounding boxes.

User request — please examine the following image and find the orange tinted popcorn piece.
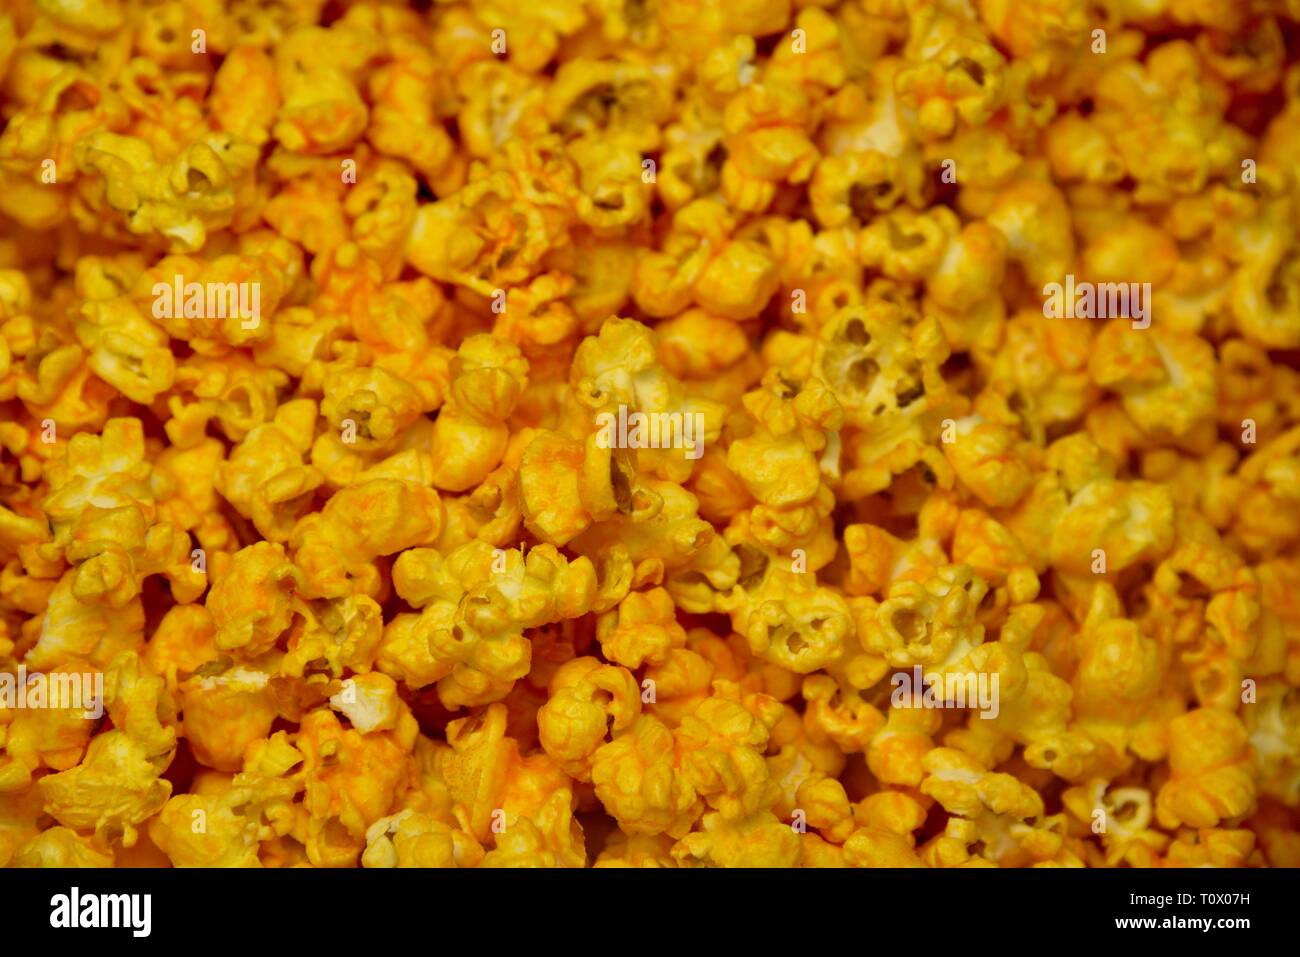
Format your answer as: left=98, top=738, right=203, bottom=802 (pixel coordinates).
left=1157, top=708, right=1257, bottom=830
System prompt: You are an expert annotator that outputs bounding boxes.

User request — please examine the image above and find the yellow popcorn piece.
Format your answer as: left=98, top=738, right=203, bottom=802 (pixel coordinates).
left=1063, top=781, right=1168, bottom=867
left=478, top=789, right=586, bottom=868
left=430, top=335, right=528, bottom=492
left=206, top=542, right=303, bottom=658
left=295, top=708, right=415, bottom=867
left=672, top=810, right=801, bottom=868
left=868, top=702, right=942, bottom=789
left=596, top=588, right=687, bottom=670
left=12, top=827, right=114, bottom=868
left=860, top=564, right=987, bottom=672
left=149, top=789, right=265, bottom=869
left=722, top=563, right=852, bottom=675
left=72, top=131, right=258, bottom=252
left=25, top=572, right=144, bottom=672
left=362, top=809, right=483, bottom=869
left=593, top=831, right=678, bottom=868
left=387, top=540, right=595, bottom=708
left=537, top=656, right=640, bottom=781
left=591, top=714, right=700, bottom=839
left=674, top=680, right=783, bottom=821
left=38, top=730, right=173, bottom=847
left=291, top=479, right=443, bottom=599
left=1048, top=479, right=1175, bottom=577
left=843, top=826, right=924, bottom=869
left=180, top=658, right=279, bottom=773
left=1157, top=709, right=1257, bottom=830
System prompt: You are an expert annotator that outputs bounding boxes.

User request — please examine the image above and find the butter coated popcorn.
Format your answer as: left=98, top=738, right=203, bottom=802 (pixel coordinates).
left=0, top=0, right=1297, bottom=875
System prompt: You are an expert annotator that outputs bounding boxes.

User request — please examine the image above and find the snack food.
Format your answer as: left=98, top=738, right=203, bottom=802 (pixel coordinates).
left=0, top=0, right=1297, bottom=869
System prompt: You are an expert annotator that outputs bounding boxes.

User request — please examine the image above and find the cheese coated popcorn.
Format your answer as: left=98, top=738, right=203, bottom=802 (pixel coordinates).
left=1, top=0, right=1298, bottom=875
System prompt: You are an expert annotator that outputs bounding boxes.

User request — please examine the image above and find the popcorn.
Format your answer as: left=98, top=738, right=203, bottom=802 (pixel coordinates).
left=842, top=826, right=923, bottom=868
left=593, top=831, right=677, bottom=868
left=1063, top=781, right=1168, bottom=867
left=672, top=810, right=802, bottom=867
left=39, top=730, right=173, bottom=847
left=0, top=0, right=1295, bottom=875
left=290, top=479, right=443, bottom=599
left=591, top=714, right=700, bottom=838
left=386, top=541, right=595, bottom=708
left=295, top=707, right=415, bottom=867
left=919, top=747, right=1050, bottom=866
left=1157, top=709, right=1257, bottom=830
left=206, top=542, right=303, bottom=658
left=362, top=809, right=484, bottom=869
left=633, top=199, right=781, bottom=320
left=149, top=786, right=265, bottom=868
left=537, top=656, right=640, bottom=780
left=72, top=131, right=258, bottom=252
left=477, top=789, right=586, bottom=868
left=720, top=80, right=819, bottom=214
left=861, top=564, right=988, bottom=673
left=12, top=826, right=114, bottom=868
left=722, top=562, right=852, bottom=674
left=430, top=335, right=528, bottom=492
left=180, top=658, right=279, bottom=773
left=674, top=680, right=782, bottom=820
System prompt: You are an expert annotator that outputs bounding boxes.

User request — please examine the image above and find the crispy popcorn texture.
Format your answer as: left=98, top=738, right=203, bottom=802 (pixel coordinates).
left=0, top=0, right=1297, bottom=869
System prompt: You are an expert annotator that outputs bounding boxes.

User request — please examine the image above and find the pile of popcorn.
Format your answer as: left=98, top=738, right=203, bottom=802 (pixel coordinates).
left=1, top=0, right=1298, bottom=868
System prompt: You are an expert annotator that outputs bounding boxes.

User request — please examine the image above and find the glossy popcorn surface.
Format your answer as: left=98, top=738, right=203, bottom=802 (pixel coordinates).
left=0, top=0, right=1298, bottom=868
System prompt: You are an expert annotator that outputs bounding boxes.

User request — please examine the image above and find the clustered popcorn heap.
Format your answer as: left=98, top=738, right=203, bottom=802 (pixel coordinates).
left=0, top=0, right=1297, bottom=870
